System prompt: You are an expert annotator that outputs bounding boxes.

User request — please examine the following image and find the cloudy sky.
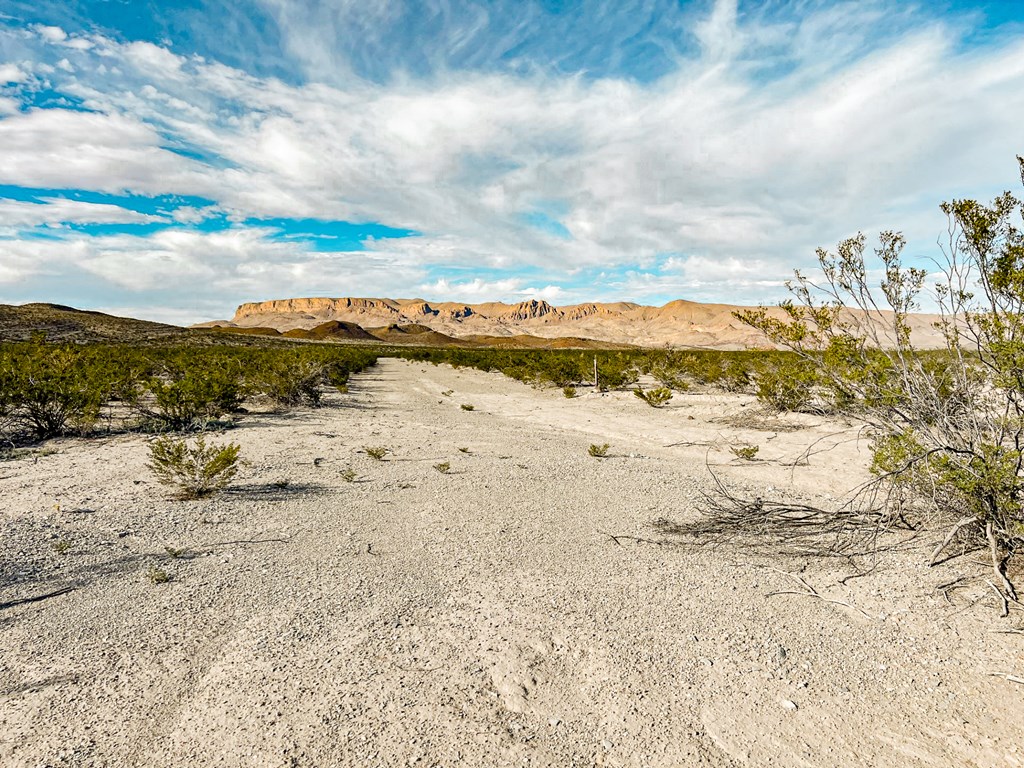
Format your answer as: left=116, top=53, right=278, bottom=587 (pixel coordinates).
left=0, top=0, right=1022, bottom=324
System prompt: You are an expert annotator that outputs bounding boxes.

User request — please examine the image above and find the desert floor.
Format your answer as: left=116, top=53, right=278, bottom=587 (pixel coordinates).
left=1, top=358, right=1022, bottom=767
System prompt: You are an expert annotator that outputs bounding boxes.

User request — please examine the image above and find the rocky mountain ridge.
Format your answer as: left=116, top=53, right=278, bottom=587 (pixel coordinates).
left=199, top=296, right=946, bottom=349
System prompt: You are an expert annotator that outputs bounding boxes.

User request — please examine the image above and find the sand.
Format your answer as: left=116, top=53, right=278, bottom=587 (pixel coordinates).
left=1, top=358, right=1021, bottom=767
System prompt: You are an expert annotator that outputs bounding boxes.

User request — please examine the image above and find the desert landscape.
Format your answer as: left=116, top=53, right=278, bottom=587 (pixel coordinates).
left=2, top=343, right=1022, bottom=767
left=4, top=2, right=1024, bottom=765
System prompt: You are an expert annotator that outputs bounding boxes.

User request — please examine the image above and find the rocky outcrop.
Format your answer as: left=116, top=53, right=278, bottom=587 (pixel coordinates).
left=207, top=295, right=947, bottom=349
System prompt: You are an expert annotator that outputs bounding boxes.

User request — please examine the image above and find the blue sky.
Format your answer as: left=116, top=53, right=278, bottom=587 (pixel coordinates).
left=0, top=0, right=1022, bottom=323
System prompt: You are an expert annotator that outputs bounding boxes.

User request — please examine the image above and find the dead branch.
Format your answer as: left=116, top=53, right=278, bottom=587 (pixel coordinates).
left=986, top=521, right=1018, bottom=603
left=598, top=530, right=665, bottom=547
left=988, top=672, right=1024, bottom=684
left=930, top=516, right=979, bottom=566
left=988, top=580, right=1010, bottom=618
left=204, top=535, right=292, bottom=548
left=766, top=567, right=875, bottom=620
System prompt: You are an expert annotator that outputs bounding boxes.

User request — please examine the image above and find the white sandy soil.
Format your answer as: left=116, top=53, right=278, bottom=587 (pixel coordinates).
left=1, top=358, right=1022, bottom=767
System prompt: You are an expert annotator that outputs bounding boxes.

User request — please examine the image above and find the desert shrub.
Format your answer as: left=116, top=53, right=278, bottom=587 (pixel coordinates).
left=434, top=461, right=451, bottom=474
left=563, top=386, right=577, bottom=398
left=753, top=356, right=818, bottom=413
left=460, top=403, right=475, bottom=411
left=147, top=566, right=171, bottom=584
left=719, top=360, right=753, bottom=392
left=249, top=352, right=326, bottom=408
left=339, top=467, right=357, bottom=482
left=730, top=445, right=760, bottom=461
left=364, top=446, right=389, bottom=461
left=634, top=386, right=673, bottom=408
left=148, top=434, right=241, bottom=499
left=143, top=354, right=246, bottom=431
left=1, top=340, right=122, bottom=438
left=588, top=443, right=610, bottom=458
left=734, top=157, right=1024, bottom=605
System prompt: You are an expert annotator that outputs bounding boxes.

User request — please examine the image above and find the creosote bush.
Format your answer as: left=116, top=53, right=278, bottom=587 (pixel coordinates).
left=460, top=403, right=475, bottom=411
left=588, top=443, right=610, bottom=458
left=433, top=461, right=451, bottom=474
left=148, top=435, right=241, bottom=499
left=634, top=386, right=673, bottom=408
left=562, top=386, right=577, bottom=398
left=364, top=446, right=389, bottom=461
left=734, top=155, right=1024, bottom=606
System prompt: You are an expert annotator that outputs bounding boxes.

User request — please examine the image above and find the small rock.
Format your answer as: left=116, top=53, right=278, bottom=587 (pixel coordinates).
left=780, top=699, right=798, bottom=710
left=601, top=740, right=613, bottom=750
left=548, top=718, right=561, bottom=727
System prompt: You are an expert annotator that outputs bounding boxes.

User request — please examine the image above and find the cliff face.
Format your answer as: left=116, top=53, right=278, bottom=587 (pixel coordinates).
left=217, top=296, right=946, bottom=349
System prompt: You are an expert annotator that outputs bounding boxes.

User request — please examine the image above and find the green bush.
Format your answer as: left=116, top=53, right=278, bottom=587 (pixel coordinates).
left=735, top=157, right=1024, bottom=604
left=634, top=386, right=673, bottom=407
left=143, top=354, right=245, bottom=430
left=148, top=434, right=241, bottom=499
left=0, top=341, right=121, bottom=438
left=249, top=353, right=326, bottom=408
left=753, top=356, right=817, bottom=413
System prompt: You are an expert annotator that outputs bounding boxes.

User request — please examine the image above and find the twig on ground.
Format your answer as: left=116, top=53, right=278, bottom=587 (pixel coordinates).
left=930, top=516, right=979, bottom=566
left=988, top=580, right=1010, bottom=618
left=988, top=672, right=1024, bottom=684
left=766, top=567, right=875, bottom=620
left=597, top=530, right=665, bottom=547
left=936, top=576, right=970, bottom=606
left=204, top=535, right=292, bottom=548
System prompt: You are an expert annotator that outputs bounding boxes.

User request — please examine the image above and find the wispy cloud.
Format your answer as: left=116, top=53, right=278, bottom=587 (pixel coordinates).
left=0, top=0, right=1022, bottom=321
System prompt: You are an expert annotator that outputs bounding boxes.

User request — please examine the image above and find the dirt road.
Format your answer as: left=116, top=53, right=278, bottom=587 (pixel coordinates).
left=1, top=359, right=1021, bottom=767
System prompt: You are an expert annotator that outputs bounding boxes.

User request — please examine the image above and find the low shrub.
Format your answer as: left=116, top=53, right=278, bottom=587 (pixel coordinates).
left=588, top=443, right=610, bottom=458
left=730, top=445, right=760, bottom=461
left=634, top=386, right=673, bottom=408
left=364, top=446, right=389, bottom=461
left=148, top=434, right=241, bottom=499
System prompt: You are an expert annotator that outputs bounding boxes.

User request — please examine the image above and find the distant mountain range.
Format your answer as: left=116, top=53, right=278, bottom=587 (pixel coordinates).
left=197, top=296, right=946, bottom=349
left=0, top=297, right=947, bottom=350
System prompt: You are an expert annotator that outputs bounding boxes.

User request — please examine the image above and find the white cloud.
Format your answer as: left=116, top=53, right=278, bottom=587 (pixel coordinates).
left=0, top=108, right=215, bottom=195
left=34, top=25, right=68, bottom=43
left=420, top=277, right=566, bottom=303
left=3, top=4, right=1024, bottom=314
left=0, top=62, right=26, bottom=83
left=0, top=197, right=165, bottom=227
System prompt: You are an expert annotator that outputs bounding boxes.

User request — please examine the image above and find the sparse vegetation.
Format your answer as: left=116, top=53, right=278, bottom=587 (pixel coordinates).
left=562, top=386, right=577, bottom=398
left=52, top=538, right=71, bottom=555
left=730, top=445, right=760, bottom=461
left=148, top=435, right=241, bottom=499
left=633, top=386, right=673, bottom=408
left=460, top=403, right=475, bottom=411
left=147, top=566, right=171, bottom=585
left=339, top=467, right=357, bottom=482
left=588, top=443, right=610, bottom=458
left=433, top=461, right=451, bottom=474
left=364, top=446, right=389, bottom=461
left=732, top=156, right=1024, bottom=605
left=457, top=447, right=470, bottom=454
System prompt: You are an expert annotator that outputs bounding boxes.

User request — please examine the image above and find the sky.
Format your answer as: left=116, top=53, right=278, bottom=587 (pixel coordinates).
left=0, top=0, right=1022, bottom=324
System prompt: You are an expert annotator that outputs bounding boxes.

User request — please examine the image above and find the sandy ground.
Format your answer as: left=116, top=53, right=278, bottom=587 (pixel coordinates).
left=1, top=358, right=1022, bottom=768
